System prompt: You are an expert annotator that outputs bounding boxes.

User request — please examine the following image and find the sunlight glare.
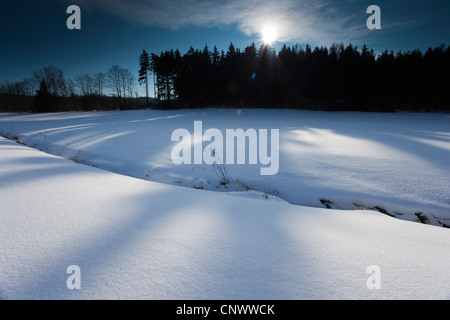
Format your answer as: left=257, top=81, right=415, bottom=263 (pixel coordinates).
left=262, top=25, right=278, bottom=44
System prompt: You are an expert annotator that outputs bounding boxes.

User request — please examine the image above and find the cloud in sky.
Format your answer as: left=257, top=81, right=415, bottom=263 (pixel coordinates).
left=72, top=0, right=379, bottom=46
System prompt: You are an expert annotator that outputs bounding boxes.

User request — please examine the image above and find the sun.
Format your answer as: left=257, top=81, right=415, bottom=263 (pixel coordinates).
left=262, top=25, right=278, bottom=45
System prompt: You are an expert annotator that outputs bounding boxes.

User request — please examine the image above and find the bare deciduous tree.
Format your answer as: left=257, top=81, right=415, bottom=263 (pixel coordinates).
left=107, top=65, right=123, bottom=98
left=94, top=72, right=106, bottom=96
left=107, top=66, right=135, bottom=108
left=33, top=66, right=67, bottom=97
left=67, top=79, right=76, bottom=96
left=74, top=73, right=96, bottom=96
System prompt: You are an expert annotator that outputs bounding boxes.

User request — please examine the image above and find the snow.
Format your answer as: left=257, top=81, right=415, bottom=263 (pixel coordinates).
left=1, top=136, right=450, bottom=300
left=0, top=109, right=449, bottom=226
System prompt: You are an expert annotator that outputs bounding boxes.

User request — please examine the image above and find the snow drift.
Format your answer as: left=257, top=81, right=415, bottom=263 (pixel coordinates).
left=1, top=136, right=450, bottom=300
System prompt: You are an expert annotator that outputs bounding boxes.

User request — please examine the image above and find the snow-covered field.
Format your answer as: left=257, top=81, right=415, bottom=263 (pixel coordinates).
left=1, top=108, right=450, bottom=300
left=1, top=109, right=449, bottom=226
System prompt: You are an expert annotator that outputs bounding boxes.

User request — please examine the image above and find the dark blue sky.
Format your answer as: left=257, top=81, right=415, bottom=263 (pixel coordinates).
left=1, top=0, right=449, bottom=96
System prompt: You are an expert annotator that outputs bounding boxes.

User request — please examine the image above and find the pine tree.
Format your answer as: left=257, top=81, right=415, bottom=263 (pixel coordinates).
left=138, top=49, right=150, bottom=108
left=227, top=43, right=236, bottom=58
left=212, top=46, right=220, bottom=66
left=33, top=80, right=52, bottom=113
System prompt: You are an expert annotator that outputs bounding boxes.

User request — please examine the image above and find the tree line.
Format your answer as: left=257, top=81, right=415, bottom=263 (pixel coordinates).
left=0, top=65, right=146, bottom=113
left=141, top=42, right=450, bottom=112
left=2, top=42, right=449, bottom=113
